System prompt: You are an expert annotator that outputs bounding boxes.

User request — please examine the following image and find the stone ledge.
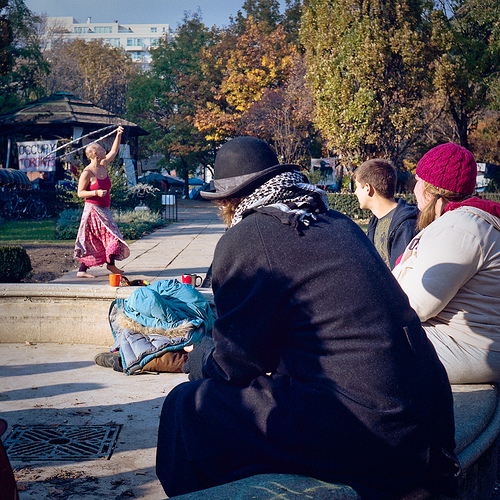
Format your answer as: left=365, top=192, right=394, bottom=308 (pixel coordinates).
left=169, top=385, right=500, bottom=500
left=0, top=284, right=213, bottom=345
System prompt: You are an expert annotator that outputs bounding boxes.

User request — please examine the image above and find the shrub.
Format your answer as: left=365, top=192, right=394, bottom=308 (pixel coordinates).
left=0, top=245, right=32, bottom=282
left=55, top=208, right=166, bottom=240
left=55, top=209, right=83, bottom=240
left=398, top=193, right=417, bottom=205
left=126, top=184, right=163, bottom=213
left=327, top=193, right=417, bottom=220
left=480, top=193, right=500, bottom=202
left=114, top=209, right=166, bottom=239
left=327, top=193, right=371, bottom=219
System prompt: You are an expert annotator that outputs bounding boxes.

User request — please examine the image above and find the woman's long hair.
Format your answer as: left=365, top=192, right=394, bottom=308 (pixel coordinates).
left=217, top=197, right=244, bottom=227
left=417, top=182, right=468, bottom=231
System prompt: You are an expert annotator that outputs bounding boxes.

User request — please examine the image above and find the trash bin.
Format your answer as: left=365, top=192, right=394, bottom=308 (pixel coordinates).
left=162, top=194, right=178, bottom=221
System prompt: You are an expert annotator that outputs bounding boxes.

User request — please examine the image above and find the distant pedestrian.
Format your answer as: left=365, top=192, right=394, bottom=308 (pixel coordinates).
left=353, top=159, right=418, bottom=268
left=74, top=126, right=130, bottom=278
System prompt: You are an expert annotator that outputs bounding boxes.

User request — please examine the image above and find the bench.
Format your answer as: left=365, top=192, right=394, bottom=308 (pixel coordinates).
left=170, top=384, right=500, bottom=500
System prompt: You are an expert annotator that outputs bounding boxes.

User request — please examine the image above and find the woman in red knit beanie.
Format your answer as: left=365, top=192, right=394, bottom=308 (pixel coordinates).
left=393, top=142, right=500, bottom=383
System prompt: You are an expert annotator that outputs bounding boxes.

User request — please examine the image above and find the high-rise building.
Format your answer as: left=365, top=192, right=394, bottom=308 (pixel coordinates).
left=43, top=17, right=172, bottom=64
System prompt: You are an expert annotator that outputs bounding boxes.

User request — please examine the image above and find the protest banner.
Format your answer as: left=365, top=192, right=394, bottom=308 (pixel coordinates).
left=17, top=141, right=58, bottom=172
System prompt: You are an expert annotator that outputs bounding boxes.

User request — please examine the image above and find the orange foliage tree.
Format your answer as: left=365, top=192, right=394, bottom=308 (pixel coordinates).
left=194, top=18, right=298, bottom=143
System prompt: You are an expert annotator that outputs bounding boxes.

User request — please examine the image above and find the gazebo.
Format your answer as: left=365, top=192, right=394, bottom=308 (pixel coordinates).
left=0, top=92, right=148, bottom=182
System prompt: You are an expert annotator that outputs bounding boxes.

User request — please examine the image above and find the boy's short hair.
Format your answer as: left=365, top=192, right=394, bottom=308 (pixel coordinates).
left=353, top=159, right=397, bottom=199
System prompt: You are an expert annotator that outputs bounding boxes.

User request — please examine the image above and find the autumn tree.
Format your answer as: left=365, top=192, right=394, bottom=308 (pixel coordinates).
left=241, top=54, right=315, bottom=164
left=195, top=18, right=298, bottom=143
left=0, top=0, right=13, bottom=76
left=430, top=0, right=500, bottom=149
left=468, top=113, right=500, bottom=164
left=43, top=41, right=83, bottom=97
left=44, top=39, right=135, bottom=115
left=127, top=13, right=219, bottom=193
left=0, top=0, right=47, bottom=112
left=301, top=0, right=436, bottom=167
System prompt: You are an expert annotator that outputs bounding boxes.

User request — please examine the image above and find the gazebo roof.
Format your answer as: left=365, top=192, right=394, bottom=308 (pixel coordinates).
left=0, top=92, right=148, bottom=138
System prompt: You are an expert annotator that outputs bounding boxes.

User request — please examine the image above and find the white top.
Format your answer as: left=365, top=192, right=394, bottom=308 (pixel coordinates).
left=393, top=206, right=500, bottom=351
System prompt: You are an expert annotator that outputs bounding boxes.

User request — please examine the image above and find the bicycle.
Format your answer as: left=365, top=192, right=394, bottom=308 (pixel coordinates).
left=4, top=192, right=48, bottom=220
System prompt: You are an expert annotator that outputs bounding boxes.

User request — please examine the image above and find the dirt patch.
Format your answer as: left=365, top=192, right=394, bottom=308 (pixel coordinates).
left=14, top=467, right=136, bottom=499
left=21, top=243, right=79, bottom=283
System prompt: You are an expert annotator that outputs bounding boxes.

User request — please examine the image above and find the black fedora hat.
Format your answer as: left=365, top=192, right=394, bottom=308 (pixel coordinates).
left=201, top=137, right=298, bottom=200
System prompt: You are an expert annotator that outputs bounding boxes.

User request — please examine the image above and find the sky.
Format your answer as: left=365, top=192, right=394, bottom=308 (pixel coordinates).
left=23, top=0, right=248, bottom=29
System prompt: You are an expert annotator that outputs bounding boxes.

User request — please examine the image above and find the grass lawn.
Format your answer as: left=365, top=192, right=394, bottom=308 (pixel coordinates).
left=0, top=219, right=59, bottom=244
left=0, top=215, right=367, bottom=246
left=0, top=218, right=138, bottom=245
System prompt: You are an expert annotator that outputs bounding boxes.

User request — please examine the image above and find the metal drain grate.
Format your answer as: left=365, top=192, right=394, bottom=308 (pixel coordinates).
left=3, top=424, right=122, bottom=461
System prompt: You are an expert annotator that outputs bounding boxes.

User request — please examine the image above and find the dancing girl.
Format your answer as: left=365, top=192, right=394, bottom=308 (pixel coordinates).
left=74, top=126, right=130, bottom=278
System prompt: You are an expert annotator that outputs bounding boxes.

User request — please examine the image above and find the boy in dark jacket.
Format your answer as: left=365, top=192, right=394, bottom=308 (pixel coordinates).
left=156, top=137, right=458, bottom=500
left=353, top=159, right=418, bottom=268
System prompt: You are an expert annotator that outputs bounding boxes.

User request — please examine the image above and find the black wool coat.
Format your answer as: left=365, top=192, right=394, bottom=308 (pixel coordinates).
left=156, top=209, right=458, bottom=499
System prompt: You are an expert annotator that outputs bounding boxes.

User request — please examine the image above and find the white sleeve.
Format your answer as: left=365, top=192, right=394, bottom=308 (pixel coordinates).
left=394, top=221, right=482, bottom=322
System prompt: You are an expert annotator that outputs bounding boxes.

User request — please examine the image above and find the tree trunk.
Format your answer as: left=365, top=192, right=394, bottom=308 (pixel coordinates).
left=451, top=106, right=469, bottom=149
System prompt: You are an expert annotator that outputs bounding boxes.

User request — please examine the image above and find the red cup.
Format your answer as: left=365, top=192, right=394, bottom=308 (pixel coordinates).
left=109, top=273, right=121, bottom=287
left=181, top=274, right=192, bottom=285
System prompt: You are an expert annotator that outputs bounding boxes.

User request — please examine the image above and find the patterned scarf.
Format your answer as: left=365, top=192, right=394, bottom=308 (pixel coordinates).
left=230, top=171, right=329, bottom=228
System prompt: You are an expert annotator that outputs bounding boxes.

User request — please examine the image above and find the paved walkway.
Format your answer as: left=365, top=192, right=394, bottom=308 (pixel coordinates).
left=0, top=199, right=225, bottom=499
left=52, top=198, right=225, bottom=286
left=1, top=343, right=183, bottom=499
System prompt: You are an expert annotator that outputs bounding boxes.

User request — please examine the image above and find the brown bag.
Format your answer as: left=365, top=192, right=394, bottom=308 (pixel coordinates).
left=141, top=350, right=188, bottom=373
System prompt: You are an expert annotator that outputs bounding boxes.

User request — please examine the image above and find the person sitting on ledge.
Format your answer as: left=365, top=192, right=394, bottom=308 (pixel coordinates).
left=155, top=136, right=459, bottom=499
left=353, top=158, right=418, bottom=269
left=393, top=143, right=500, bottom=384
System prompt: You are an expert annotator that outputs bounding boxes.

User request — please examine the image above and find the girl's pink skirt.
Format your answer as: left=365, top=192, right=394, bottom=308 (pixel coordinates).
left=74, top=204, right=130, bottom=267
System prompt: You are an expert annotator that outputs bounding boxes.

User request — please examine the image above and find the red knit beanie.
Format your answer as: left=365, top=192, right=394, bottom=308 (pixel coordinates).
left=416, top=143, right=477, bottom=195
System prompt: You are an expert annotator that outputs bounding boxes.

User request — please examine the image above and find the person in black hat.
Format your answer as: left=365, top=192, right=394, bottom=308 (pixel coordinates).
left=156, top=137, right=459, bottom=499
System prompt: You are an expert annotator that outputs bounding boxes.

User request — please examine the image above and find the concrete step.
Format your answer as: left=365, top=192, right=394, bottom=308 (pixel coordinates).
left=0, top=284, right=213, bottom=345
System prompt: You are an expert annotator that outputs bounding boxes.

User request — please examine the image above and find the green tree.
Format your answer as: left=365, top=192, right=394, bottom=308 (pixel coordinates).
left=231, top=0, right=303, bottom=43
left=44, top=39, right=135, bottom=115
left=231, top=0, right=283, bottom=34
left=0, top=0, right=13, bottom=76
left=127, top=13, right=219, bottom=194
left=301, top=0, right=435, bottom=167
left=282, top=0, right=303, bottom=45
left=126, top=72, right=167, bottom=159
left=431, top=0, right=500, bottom=149
left=0, top=0, right=48, bottom=112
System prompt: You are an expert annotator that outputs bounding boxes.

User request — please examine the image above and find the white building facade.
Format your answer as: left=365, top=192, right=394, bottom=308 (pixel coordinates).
left=44, top=17, right=172, bottom=64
